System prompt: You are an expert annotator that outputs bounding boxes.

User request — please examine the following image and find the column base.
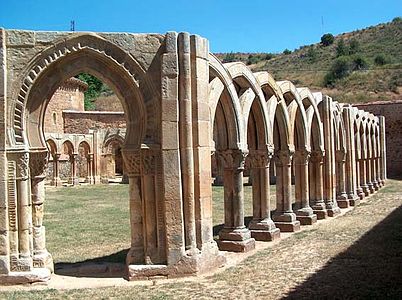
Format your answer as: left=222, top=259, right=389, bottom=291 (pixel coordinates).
left=218, top=228, right=255, bottom=252
left=33, top=251, right=54, bottom=273
left=313, top=209, right=328, bottom=220
left=348, top=196, right=361, bottom=206
left=362, top=185, right=370, bottom=197
left=127, top=242, right=225, bottom=280
left=217, top=238, right=256, bottom=252
left=51, top=177, right=62, bottom=187
left=274, top=221, right=301, bottom=232
left=0, top=268, right=51, bottom=285
left=296, top=214, right=317, bottom=225
left=337, top=198, right=350, bottom=208
left=373, top=181, right=380, bottom=191
left=326, top=206, right=341, bottom=217
left=249, top=219, right=281, bottom=241
left=368, top=183, right=375, bottom=194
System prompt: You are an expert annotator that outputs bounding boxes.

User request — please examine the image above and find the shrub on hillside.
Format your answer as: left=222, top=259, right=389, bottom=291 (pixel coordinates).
left=349, top=39, right=360, bottom=54
left=352, top=55, right=368, bottom=70
left=324, top=56, right=352, bottom=87
left=283, top=49, right=291, bottom=55
left=321, top=33, right=335, bottom=46
left=336, top=39, right=348, bottom=57
left=306, top=46, right=318, bottom=62
left=374, top=54, right=388, bottom=66
left=222, top=52, right=236, bottom=63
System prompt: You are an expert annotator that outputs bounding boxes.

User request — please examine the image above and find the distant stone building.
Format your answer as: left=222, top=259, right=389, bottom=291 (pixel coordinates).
left=44, top=77, right=127, bottom=185
left=354, top=100, right=402, bottom=178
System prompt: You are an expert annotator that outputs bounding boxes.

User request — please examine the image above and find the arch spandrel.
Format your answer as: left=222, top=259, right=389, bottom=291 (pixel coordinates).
left=8, top=33, right=161, bottom=150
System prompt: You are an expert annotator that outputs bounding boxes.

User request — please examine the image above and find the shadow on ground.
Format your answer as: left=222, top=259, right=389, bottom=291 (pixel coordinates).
left=283, top=204, right=402, bottom=299
left=54, top=249, right=129, bottom=278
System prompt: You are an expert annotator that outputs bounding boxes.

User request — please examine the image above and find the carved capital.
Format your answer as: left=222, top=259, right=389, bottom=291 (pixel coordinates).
left=274, top=149, right=294, bottom=167
left=122, top=149, right=141, bottom=176
left=142, top=149, right=157, bottom=175
left=8, top=151, right=30, bottom=180
left=29, top=151, right=48, bottom=178
left=335, top=150, right=346, bottom=162
left=216, top=149, right=248, bottom=170
left=247, top=150, right=272, bottom=169
left=293, top=149, right=311, bottom=165
left=310, top=150, right=324, bottom=163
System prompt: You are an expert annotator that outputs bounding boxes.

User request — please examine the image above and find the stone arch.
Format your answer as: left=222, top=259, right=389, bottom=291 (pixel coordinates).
left=10, top=33, right=160, bottom=150
left=101, top=135, right=125, bottom=182
left=222, top=63, right=280, bottom=242
left=77, top=141, right=92, bottom=183
left=208, top=54, right=245, bottom=150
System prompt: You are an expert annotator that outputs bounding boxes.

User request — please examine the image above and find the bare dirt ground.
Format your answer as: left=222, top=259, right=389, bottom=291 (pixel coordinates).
left=1, top=179, right=401, bottom=299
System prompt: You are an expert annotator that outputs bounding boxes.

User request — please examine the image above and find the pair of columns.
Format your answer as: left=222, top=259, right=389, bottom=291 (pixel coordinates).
left=51, top=153, right=94, bottom=186
left=1, top=150, right=53, bottom=275
left=215, top=148, right=320, bottom=253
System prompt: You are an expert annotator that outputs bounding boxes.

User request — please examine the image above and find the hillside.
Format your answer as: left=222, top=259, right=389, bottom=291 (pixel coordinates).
left=215, top=17, right=402, bottom=103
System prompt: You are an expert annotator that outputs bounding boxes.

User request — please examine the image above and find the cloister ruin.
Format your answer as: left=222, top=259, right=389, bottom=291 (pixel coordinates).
left=0, top=29, right=387, bottom=283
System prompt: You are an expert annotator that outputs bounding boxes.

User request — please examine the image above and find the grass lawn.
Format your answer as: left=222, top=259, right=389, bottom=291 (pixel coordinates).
left=45, top=183, right=276, bottom=264
left=1, top=180, right=401, bottom=299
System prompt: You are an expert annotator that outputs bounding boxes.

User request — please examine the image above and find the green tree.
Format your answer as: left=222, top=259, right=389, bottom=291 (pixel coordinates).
left=283, top=49, right=291, bottom=55
left=321, top=33, right=335, bottom=46
left=76, top=73, right=103, bottom=110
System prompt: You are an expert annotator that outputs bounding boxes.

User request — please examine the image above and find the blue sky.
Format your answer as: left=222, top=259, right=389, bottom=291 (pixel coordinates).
left=0, top=0, right=400, bottom=53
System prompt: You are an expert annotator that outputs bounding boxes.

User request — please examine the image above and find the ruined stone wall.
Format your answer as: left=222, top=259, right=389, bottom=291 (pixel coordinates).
left=63, top=111, right=125, bottom=134
left=44, top=78, right=87, bottom=133
left=354, top=101, right=402, bottom=177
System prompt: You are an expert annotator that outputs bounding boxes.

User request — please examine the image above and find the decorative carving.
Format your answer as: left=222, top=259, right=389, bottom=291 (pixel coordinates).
left=7, top=161, right=17, bottom=231
left=310, top=150, right=324, bottom=163
left=247, top=150, right=272, bottom=169
left=29, top=151, right=48, bottom=178
left=142, top=151, right=156, bottom=175
left=216, top=149, right=248, bottom=170
left=293, top=149, right=311, bottom=165
left=13, top=36, right=147, bottom=144
left=122, top=149, right=141, bottom=176
left=274, top=149, right=294, bottom=167
left=335, top=150, right=346, bottom=162
left=16, top=152, right=29, bottom=180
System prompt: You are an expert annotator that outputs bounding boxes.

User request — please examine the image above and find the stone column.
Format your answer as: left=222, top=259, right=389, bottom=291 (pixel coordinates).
left=335, top=150, right=349, bottom=208
left=379, top=116, right=387, bottom=185
left=248, top=150, right=280, bottom=241
left=217, top=149, right=255, bottom=252
left=122, top=149, right=145, bottom=264
left=371, top=157, right=379, bottom=191
left=86, top=154, right=94, bottom=184
left=51, top=153, right=61, bottom=187
left=10, top=151, right=32, bottom=271
left=178, top=32, right=197, bottom=253
left=343, top=106, right=360, bottom=206
left=366, top=156, right=375, bottom=194
left=273, top=149, right=300, bottom=232
left=69, top=153, right=78, bottom=186
left=293, top=149, right=317, bottom=225
left=29, top=151, right=53, bottom=271
left=309, top=150, right=327, bottom=219
left=360, top=157, right=370, bottom=197
left=321, top=96, right=340, bottom=217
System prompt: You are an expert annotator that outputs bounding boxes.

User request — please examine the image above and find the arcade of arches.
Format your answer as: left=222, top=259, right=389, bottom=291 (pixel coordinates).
left=0, top=29, right=387, bottom=283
